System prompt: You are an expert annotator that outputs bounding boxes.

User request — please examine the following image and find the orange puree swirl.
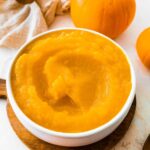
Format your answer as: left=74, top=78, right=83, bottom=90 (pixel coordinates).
left=11, top=30, right=131, bottom=133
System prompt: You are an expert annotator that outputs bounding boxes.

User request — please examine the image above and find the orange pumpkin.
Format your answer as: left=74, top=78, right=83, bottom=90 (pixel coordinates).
left=136, top=27, right=150, bottom=69
left=71, top=0, right=136, bottom=38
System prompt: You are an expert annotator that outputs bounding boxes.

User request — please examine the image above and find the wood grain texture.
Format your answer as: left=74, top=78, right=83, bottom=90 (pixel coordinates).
left=0, top=79, right=7, bottom=99
left=7, top=97, right=136, bottom=150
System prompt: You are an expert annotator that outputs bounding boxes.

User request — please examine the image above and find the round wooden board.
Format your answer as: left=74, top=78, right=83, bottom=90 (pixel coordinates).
left=7, top=97, right=136, bottom=150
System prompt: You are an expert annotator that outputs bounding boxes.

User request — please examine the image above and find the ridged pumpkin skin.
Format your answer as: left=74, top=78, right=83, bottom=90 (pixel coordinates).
left=71, top=0, right=136, bottom=38
left=136, top=28, right=150, bottom=69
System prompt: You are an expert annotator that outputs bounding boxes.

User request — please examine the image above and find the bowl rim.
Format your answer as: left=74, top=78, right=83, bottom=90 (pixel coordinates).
left=6, top=27, right=136, bottom=138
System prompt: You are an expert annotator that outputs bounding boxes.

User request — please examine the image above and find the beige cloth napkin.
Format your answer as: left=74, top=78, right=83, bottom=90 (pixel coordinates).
left=0, top=0, right=70, bottom=79
left=0, top=0, right=70, bottom=50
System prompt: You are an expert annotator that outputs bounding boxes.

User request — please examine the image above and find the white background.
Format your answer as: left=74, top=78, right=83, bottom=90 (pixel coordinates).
left=0, top=0, right=150, bottom=149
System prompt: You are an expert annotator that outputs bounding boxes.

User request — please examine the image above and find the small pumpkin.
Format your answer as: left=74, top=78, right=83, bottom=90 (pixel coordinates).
left=136, top=27, right=150, bottom=69
left=71, top=0, right=136, bottom=38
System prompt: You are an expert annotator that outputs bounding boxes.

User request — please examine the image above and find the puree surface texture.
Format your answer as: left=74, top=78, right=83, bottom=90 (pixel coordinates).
left=11, top=30, right=131, bottom=133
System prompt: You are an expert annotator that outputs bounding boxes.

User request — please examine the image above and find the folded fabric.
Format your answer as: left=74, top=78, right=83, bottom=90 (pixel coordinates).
left=0, top=0, right=70, bottom=50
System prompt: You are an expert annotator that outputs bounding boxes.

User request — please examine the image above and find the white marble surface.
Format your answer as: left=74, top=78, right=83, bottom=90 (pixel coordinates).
left=0, top=0, right=150, bottom=149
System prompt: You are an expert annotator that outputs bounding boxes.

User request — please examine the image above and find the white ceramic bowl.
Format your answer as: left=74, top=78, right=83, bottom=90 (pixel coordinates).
left=6, top=28, right=136, bottom=147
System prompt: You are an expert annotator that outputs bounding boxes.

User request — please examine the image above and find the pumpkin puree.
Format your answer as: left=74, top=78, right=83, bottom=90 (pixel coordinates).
left=11, top=30, right=131, bottom=133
